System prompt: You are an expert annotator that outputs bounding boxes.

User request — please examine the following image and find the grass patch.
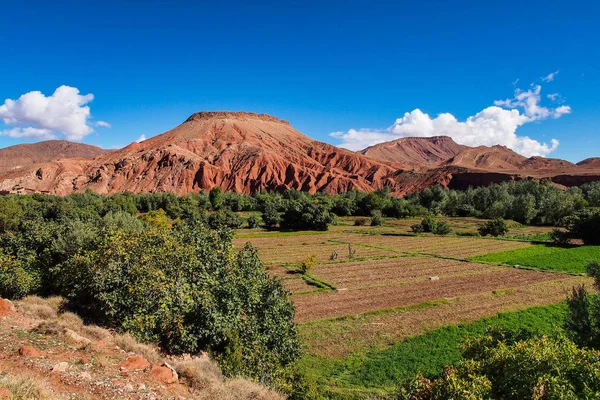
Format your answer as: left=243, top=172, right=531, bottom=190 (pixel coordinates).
left=472, top=244, right=600, bottom=274
left=302, top=303, right=568, bottom=398
left=301, top=273, right=337, bottom=291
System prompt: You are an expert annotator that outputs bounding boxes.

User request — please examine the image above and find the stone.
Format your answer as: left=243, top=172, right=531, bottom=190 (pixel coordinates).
left=0, top=299, right=15, bottom=317
left=119, top=354, right=151, bottom=371
left=18, top=345, right=42, bottom=358
left=148, top=363, right=178, bottom=384
left=65, top=329, right=92, bottom=345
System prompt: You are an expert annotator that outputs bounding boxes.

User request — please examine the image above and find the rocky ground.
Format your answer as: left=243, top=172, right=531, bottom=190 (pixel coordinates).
left=0, top=297, right=282, bottom=400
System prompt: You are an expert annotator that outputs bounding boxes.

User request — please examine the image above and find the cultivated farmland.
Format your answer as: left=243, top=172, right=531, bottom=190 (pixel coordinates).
left=233, top=217, right=598, bottom=398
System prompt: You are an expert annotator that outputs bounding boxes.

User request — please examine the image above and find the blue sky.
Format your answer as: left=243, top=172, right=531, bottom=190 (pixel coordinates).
left=0, top=0, right=598, bottom=161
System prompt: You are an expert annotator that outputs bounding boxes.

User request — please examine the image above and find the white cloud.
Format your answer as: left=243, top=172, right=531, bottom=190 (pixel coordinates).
left=547, top=93, right=559, bottom=101
left=0, top=85, right=105, bottom=141
left=96, top=120, right=111, bottom=128
left=136, top=134, right=147, bottom=142
left=330, top=84, right=570, bottom=157
left=541, top=70, right=559, bottom=82
left=1, top=127, right=57, bottom=140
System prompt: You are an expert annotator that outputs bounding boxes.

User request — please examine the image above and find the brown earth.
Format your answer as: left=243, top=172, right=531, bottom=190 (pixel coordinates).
left=293, top=268, right=566, bottom=322
left=0, top=112, right=599, bottom=195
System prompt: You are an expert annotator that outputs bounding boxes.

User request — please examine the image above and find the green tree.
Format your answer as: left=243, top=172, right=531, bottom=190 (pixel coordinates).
left=209, top=186, right=224, bottom=210
left=54, top=222, right=300, bottom=383
left=478, top=219, right=509, bottom=237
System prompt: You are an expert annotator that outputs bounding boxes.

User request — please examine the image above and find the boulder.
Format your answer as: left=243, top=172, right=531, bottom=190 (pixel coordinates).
left=119, top=354, right=151, bottom=371
left=148, top=363, right=178, bottom=384
left=0, top=299, right=14, bottom=317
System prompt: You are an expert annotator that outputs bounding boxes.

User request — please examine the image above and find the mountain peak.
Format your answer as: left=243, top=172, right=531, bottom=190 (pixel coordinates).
left=185, top=111, right=290, bottom=125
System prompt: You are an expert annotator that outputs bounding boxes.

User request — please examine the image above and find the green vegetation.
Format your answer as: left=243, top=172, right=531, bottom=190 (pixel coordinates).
left=478, top=218, right=509, bottom=237
left=302, top=304, right=567, bottom=398
left=0, top=192, right=305, bottom=396
left=472, top=244, right=600, bottom=274
left=565, top=261, right=600, bottom=349
left=399, top=333, right=600, bottom=400
left=411, top=216, right=451, bottom=235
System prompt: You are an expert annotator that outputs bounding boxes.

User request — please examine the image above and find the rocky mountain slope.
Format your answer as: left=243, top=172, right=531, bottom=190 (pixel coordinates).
left=0, top=112, right=402, bottom=195
left=0, top=112, right=599, bottom=195
left=0, top=296, right=281, bottom=400
left=0, top=140, right=107, bottom=174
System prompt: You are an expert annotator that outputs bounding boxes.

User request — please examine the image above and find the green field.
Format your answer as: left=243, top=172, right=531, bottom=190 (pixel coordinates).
left=301, top=303, right=568, bottom=398
left=472, top=244, right=600, bottom=274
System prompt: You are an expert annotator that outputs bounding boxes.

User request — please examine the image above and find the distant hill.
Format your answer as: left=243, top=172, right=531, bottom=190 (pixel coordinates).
left=0, top=140, right=107, bottom=174
left=360, top=136, right=466, bottom=168
left=0, top=112, right=599, bottom=195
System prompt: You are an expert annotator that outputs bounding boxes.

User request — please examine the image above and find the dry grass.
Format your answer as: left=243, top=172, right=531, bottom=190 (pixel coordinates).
left=174, top=357, right=284, bottom=399
left=222, top=378, right=285, bottom=400
left=57, top=312, right=84, bottom=331
left=80, top=325, right=112, bottom=341
left=33, top=320, right=67, bottom=336
left=90, top=353, right=113, bottom=371
left=174, top=358, right=223, bottom=389
left=0, top=372, right=56, bottom=399
left=15, top=295, right=65, bottom=320
left=113, top=333, right=163, bottom=364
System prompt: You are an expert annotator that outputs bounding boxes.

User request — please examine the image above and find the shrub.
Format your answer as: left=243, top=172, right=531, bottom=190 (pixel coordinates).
left=565, top=261, right=600, bottom=349
left=280, top=199, right=335, bottom=231
left=261, top=202, right=281, bottom=228
left=0, top=251, right=39, bottom=299
left=370, top=211, right=383, bottom=226
left=207, top=209, right=243, bottom=229
left=478, top=218, right=509, bottom=237
left=140, top=208, right=170, bottom=228
left=299, top=255, right=317, bottom=274
left=421, top=215, right=437, bottom=233
left=411, top=223, right=424, bottom=234
left=549, top=228, right=571, bottom=245
left=432, top=221, right=451, bottom=235
left=568, top=211, right=600, bottom=245
left=354, top=218, right=367, bottom=226
left=53, top=223, right=300, bottom=382
left=246, top=215, right=260, bottom=229
left=399, top=333, right=600, bottom=400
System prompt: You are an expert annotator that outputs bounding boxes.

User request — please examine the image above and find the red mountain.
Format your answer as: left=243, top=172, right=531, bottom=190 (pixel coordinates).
left=0, top=112, right=400, bottom=195
left=0, top=112, right=599, bottom=195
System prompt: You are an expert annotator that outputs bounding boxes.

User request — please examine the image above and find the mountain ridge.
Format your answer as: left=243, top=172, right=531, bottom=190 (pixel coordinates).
left=0, top=112, right=598, bottom=195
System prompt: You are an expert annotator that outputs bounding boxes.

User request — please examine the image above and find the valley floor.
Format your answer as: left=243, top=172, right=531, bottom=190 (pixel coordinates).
left=234, top=217, right=598, bottom=398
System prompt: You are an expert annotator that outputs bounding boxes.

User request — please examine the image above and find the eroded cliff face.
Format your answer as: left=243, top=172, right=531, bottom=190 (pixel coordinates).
left=1, top=112, right=599, bottom=196
left=0, top=112, right=402, bottom=195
